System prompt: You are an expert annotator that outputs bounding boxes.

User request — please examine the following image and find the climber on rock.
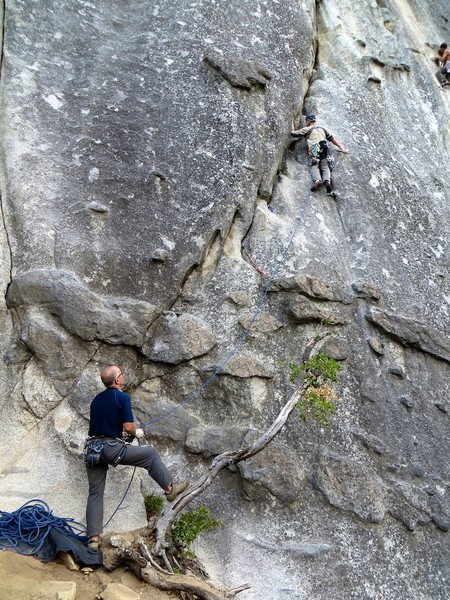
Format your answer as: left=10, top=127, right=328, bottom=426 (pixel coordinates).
left=291, top=114, right=348, bottom=198
left=84, top=364, right=188, bottom=551
left=434, top=43, right=450, bottom=88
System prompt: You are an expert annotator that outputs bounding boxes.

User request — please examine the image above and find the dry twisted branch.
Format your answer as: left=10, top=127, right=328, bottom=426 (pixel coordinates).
left=145, top=333, right=329, bottom=597
left=154, top=379, right=310, bottom=555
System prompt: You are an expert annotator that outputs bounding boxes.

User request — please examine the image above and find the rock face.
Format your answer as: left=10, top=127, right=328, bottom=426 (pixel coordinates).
left=0, top=1, right=449, bottom=599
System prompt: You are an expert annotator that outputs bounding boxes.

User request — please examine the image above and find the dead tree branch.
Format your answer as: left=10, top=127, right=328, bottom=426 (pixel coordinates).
left=124, top=333, right=331, bottom=598
left=154, top=378, right=310, bottom=555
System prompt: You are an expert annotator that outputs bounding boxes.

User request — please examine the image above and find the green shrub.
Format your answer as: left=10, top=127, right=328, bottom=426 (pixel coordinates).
left=144, top=493, right=164, bottom=515
left=172, top=505, right=221, bottom=558
left=300, top=351, right=340, bottom=384
left=289, top=352, right=341, bottom=426
left=297, top=385, right=337, bottom=426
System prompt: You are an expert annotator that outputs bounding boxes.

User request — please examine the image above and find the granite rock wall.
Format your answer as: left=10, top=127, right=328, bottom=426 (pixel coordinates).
left=0, top=1, right=449, bottom=598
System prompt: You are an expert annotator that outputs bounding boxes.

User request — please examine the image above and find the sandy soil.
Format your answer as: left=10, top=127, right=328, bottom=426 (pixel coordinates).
left=0, top=549, right=177, bottom=600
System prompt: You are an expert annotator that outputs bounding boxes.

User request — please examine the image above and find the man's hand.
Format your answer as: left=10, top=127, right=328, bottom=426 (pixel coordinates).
left=122, top=431, right=134, bottom=442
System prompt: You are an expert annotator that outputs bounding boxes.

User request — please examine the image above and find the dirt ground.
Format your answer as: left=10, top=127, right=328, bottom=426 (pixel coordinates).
left=0, top=549, right=177, bottom=600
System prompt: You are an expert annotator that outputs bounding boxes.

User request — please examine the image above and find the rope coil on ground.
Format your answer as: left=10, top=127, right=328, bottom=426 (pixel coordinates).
left=0, top=499, right=87, bottom=556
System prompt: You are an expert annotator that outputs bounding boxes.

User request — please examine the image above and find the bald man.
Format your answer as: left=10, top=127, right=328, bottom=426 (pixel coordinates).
left=85, top=364, right=188, bottom=550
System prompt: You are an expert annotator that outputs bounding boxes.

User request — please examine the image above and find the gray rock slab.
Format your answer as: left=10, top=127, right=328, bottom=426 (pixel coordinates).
left=7, top=269, right=159, bottom=347
left=185, top=425, right=248, bottom=457
left=312, top=450, right=388, bottom=523
left=132, top=396, right=199, bottom=443
left=367, top=307, right=450, bottom=362
left=1, top=0, right=450, bottom=598
left=1, top=0, right=312, bottom=308
left=271, top=274, right=344, bottom=301
left=206, top=354, right=274, bottom=379
left=288, top=295, right=348, bottom=325
left=238, top=432, right=306, bottom=506
left=144, top=311, right=216, bottom=364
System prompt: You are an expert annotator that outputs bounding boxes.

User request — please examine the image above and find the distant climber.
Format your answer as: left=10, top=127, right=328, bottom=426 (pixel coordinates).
left=84, top=365, right=188, bottom=551
left=291, top=114, right=348, bottom=198
left=434, top=43, right=450, bottom=88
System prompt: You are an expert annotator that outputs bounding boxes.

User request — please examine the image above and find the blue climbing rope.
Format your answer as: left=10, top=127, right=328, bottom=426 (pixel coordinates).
left=102, top=466, right=136, bottom=529
left=138, top=189, right=312, bottom=430
left=0, top=499, right=87, bottom=556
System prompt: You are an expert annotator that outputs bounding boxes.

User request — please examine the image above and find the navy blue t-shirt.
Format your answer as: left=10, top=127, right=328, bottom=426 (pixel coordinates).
left=88, top=388, right=134, bottom=437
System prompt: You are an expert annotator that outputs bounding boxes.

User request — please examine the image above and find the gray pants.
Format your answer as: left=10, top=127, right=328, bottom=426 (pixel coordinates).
left=86, top=439, right=172, bottom=537
left=436, top=62, right=450, bottom=86
left=310, top=158, right=331, bottom=183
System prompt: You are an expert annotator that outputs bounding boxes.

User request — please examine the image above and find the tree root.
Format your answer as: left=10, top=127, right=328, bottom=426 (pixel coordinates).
left=120, top=546, right=249, bottom=600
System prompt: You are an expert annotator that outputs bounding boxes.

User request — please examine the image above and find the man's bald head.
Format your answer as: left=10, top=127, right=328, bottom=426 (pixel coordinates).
left=101, top=365, right=122, bottom=388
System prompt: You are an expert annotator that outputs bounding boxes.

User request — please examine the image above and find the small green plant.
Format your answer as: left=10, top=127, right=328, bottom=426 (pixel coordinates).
left=144, top=493, right=164, bottom=515
left=288, top=361, right=301, bottom=383
left=297, top=385, right=337, bottom=426
left=300, top=351, right=340, bottom=385
left=172, top=505, right=222, bottom=558
left=289, top=352, right=341, bottom=426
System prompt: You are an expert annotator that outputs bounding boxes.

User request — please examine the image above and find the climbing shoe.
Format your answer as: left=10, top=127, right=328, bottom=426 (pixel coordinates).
left=311, top=179, right=321, bottom=192
left=324, top=180, right=337, bottom=198
left=87, top=538, right=101, bottom=551
left=165, top=481, right=189, bottom=502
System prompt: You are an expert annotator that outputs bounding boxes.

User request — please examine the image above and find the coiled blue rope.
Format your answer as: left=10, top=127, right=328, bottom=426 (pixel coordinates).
left=0, top=499, right=87, bottom=556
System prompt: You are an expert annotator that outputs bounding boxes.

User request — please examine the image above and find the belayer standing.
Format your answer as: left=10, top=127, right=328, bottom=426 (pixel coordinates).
left=84, top=364, right=188, bottom=550
left=291, top=114, right=348, bottom=198
left=434, top=43, right=450, bottom=88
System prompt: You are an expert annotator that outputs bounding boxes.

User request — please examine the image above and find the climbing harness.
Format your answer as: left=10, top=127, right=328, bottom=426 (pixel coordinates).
left=0, top=499, right=86, bottom=556
left=109, top=438, right=128, bottom=467
left=84, top=433, right=130, bottom=470
left=304, top=127, right=335, bottom=170
left=83, top=437, right=104, bottom=469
